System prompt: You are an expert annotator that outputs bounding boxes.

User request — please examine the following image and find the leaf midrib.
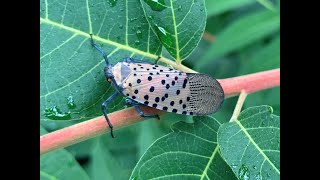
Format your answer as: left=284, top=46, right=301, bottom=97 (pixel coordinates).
left=200, top=145, right=219, bottom=180
left=169, top=0, right=180, bottom=61
left=40, top=170, right=57, bottom=180
left=40, top=17, right=194, bottom=72
left=85, top=0, right=92, bottom=33
left=40, top=18, right=159, bottom=59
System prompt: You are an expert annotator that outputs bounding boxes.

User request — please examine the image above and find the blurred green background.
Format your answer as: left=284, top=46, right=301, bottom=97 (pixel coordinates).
left=40, top=0, right=280, bottom=179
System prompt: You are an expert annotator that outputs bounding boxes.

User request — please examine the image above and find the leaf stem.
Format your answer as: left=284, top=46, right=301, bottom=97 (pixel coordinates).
left=230, top=90, right=247, bottom=122
left=158, top=56, right=196, bottom=73
left=40, top=68, right=280, bottom=155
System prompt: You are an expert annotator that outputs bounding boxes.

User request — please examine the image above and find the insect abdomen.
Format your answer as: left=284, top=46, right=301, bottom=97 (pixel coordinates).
left=121, top=63, right=224, bottom=115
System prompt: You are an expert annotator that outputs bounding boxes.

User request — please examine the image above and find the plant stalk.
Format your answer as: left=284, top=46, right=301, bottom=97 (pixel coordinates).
left=40, top=68, right=280, bottom=155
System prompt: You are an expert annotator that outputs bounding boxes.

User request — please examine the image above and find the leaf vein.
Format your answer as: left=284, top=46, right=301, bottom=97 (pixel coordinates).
left=179, top=130, right=216, bottom=144
left=85, top=0, right=92, bottom=33
left=169, top=0, right=180, bottom=60
left=200, top=145, right=219, bottom=180
left=40, top=47, right=119, bottom=98
left=176, top=0, right=194, bottom=28
left=149, top=174, right=201, bottom=180
left=40, top=34, right=78, bottom=60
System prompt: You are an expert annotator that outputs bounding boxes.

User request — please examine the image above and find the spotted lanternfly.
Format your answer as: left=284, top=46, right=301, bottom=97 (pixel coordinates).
left=90, top=34, right=224, bottom=138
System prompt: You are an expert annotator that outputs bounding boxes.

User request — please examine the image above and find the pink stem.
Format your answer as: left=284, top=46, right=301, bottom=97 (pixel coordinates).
left=40, top=68, right=280, bottom=155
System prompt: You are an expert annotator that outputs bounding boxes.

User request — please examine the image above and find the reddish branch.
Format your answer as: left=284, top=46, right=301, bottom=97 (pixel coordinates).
left=40, top=68, right=280, bottom=155
left=202, top=31, right=215, bottom=43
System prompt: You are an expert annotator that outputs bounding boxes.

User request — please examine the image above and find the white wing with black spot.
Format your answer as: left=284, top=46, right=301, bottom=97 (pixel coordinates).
left=120, top=62, right=224, bottom=115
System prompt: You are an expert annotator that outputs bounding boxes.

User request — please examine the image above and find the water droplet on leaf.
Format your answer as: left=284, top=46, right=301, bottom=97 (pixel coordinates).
left=67, top=95, right=76, bottom=109
left=108, top=0, right=117, bottom=7
left=148, top=15, right=154, bottom=20
left=143, top=0, right=166, bottom=11
left=231, top=163, right=238, bottom=169
left=238, top=164, right=250, bottom=180
left=136, top=30, right=142, bottom=39
left=130, top=17, right=138, bottom=22
left=44, top=105, right=71, bottom=120
left=157, top=26, right=166, bottom=35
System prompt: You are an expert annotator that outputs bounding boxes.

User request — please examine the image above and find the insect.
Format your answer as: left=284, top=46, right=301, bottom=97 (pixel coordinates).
left=90, top=34, right=224, bottom=138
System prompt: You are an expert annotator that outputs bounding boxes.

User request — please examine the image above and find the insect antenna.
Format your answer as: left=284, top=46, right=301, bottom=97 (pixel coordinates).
left=90, top=34, right=109, bottom=66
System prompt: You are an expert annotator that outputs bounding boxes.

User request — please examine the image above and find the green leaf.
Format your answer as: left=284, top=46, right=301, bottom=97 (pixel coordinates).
left=130, top=116, right=237, bottom=179
left=140, top=0, right=206, bottom=61
left=218, top=105, right=280, bottom=180
left=87, top=138, right=133, bottom=180
left=239, top=35, right=280, bottom=74
left=40, top=126, right=90, bottom=180
left=137, top=119, right=171, bottom=157
left=40, top=0, right=162, bottom=121
left=86, top=122, right=159, bottom=180
left=205, top=0, right=256, bottom=17
left=199, top=10, right=279, bottom=66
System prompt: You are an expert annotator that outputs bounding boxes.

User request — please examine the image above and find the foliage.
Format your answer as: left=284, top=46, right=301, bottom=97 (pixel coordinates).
left=40, top=0, right=280, bottom=179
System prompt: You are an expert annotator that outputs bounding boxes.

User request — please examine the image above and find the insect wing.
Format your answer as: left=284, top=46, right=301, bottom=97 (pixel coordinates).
left=122, top=63, right=224, bottom=115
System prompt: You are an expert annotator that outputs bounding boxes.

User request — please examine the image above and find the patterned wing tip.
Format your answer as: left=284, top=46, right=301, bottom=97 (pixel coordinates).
left=186, top=73, right=225, bottom=115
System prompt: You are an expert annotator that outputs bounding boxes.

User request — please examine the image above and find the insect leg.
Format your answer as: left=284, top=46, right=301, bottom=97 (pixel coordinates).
left=101, top=92, right=119, bottom=138
left=133, top=105, right=160, bottom=120
left=90, top=34, right=109, bottom=65
left=155, top=56, right=161, bottom=64
left=125, top=99, right=160, bottom=120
